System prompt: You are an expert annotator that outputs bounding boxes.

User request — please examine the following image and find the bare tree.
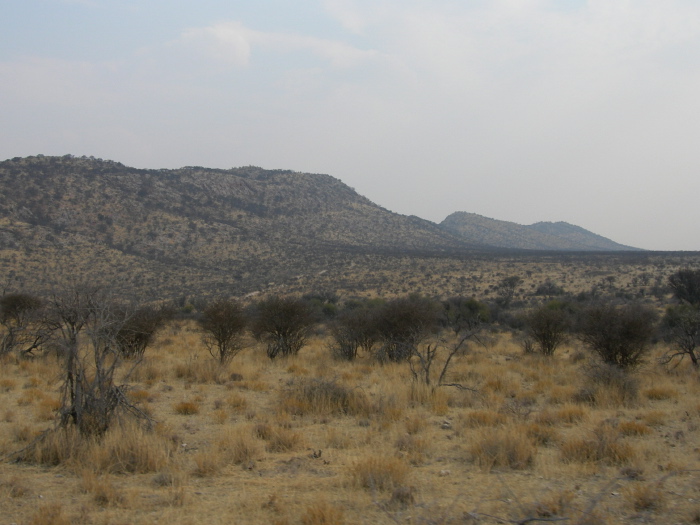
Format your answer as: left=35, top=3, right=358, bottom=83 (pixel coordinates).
left=48, top=285, right=147, bottom=436
left=198, top=298, right=247, bottom=364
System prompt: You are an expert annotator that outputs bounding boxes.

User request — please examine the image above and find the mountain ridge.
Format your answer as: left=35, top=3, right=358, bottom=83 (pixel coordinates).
left=440, top=212, right=639, bottom=252
left=0, top=155, right=640, bottom=298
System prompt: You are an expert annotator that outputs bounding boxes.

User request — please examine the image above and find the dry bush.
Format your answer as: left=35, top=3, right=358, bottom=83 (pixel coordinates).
left=560, top=424, right=636, bottom=465
left=300, top=500, right=346, bottom=525
left=350, top=456, right=410, bottom=492
left=468, top=426, right=537, bottom=471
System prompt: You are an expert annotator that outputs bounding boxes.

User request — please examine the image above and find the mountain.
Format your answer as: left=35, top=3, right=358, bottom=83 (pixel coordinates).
left=439, top=212, right=639, bottom=251
left=0, top=155, right=474, bottom=298
left=0, top=155, right=641, bottom=299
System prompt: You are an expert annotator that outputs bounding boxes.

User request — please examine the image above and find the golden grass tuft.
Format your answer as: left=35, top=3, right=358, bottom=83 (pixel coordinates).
left=174, top=400, right=200, bottom=415
left=618, top=420, right=653, bottom=436
left=468, top=426, right=537, bottom=471
left=644, top=386, right=679, bottom=401
left=349, top=456, right=410, bottom=492
left=560, top=425, right=636, bottom=465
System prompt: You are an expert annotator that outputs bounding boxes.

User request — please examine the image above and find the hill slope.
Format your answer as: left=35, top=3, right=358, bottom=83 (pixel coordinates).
left=0, top=155, right=473, bottom=297
left=440, top=212, right=639, bottom=251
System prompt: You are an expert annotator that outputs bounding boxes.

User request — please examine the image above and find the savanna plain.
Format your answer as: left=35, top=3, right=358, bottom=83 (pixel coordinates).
left=2, top=253, right=700, bottom=525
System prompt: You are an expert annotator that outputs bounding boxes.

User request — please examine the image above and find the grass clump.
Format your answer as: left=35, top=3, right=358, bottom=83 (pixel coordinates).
left=350, top=456, right=410, bottom=492
left=281, top=378, right=370, bottom=417
left=468, top=426, right=537, bottom=471
left=560, top=424, right=636, bottom=465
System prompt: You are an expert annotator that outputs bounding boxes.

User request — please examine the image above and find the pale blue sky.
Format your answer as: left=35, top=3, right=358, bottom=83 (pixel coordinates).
left=2, top=0, right=700, bottom=250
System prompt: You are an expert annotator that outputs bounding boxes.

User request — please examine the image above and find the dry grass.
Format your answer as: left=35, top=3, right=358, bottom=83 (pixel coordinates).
left=2, top=318, right=700, bottom=524
left=349, top=456, right=410, bottom=491
left=468, top=426, right=537, bottom=471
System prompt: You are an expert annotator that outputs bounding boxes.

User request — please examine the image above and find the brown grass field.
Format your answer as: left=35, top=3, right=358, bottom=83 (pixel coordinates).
left=2, top=319, right=700, bottom=525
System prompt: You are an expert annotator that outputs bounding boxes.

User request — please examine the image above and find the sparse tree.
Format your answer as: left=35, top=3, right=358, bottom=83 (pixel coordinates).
left=374, top=295, right=441, bottom=362
left=0, top=292, right=51, bottom=356
left=523, top=303, right=570, bottom=356
left=112, top=305, right=170, bottom=360
left=328, top=306, right=380, bottom=361
left=660, top=304, right=700, bottom=367
left=668, top=269, right=700, bottom=306
left=252, top=296, right=315, bottom=359
left=577, top=303, right=658, bottom=369
left=496, top=276, right=523, bottom=307
left=198, top=298, right=247, bottom=364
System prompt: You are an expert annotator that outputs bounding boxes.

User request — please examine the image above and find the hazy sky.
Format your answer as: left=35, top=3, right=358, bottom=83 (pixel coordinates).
left=2, top=1, right=700, bottom=251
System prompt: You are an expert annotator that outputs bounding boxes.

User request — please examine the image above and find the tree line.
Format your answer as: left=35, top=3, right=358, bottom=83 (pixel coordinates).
left=2, top=269, right=700, bottom=440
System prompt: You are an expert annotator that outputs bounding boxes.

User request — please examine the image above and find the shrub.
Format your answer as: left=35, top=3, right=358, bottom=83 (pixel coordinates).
left=373, top=295, right=441, bottom=362
left=198, top=298, right=247, bottom=364
left=252, top=296, right=315, bottom=359
left=523, top=303, right=570, bottom=356
left=577, top=303, right=657, bottom=368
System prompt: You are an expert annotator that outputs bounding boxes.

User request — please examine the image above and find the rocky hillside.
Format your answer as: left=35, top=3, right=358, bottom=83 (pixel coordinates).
left=0, top=155, right=473, bottom=298
left=440, top=212, right=639, bottom=251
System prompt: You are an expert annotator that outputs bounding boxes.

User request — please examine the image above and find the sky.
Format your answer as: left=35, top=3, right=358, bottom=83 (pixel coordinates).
left=2, top=1, right=700, bottom=251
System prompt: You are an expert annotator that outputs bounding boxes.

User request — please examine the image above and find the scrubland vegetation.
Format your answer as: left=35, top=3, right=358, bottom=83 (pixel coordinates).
left=2, top=264, right=700, bottom=524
